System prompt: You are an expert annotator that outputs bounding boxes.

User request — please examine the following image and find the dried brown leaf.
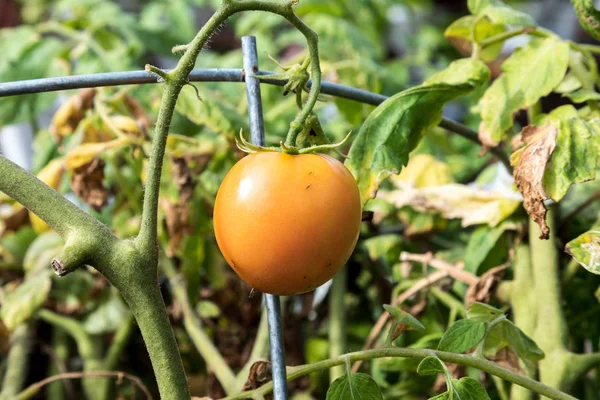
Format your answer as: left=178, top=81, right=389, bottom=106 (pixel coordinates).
left=465, top=264, right=509, bottom=306
left=70, top=158, right=109, bottom=211
left=162, top=200, right=192, bottom=255
left=242, top=360, right=272, bottom=392
left=511, top=124, right=558, bottom=239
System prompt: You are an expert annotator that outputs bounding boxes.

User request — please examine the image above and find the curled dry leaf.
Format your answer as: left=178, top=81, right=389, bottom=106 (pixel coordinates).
left=511, top=124, right=558, bottom=239
left=465, top=264, right=508, bottom=306
left=50, top=89, right=96, bottom=142
left=378, top=183, right=520, bottom=228
left=65, top=138, right=128, bottom=171
left=162, top=200, right=192, bottom=255
left=242, top=360, right=272, bottom=392
left=70, top=158, right=109, bottom=211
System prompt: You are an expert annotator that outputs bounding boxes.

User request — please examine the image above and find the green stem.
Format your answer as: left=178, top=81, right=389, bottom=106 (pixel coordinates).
left=329, top=268, right=347, bottom=383
left=234, top=308, right=270, bottom=392
left=136, top=0, right=321, bottom=252
left=222, top=347, right=576, bottom=400
left=0, top=324, right=32, bottom=400
left=0, top=156, right=111, bottom=239
left=47, top=327, right=70, bottom=400
left=508, top=245, right=536, bottom=400
left=37, top=310, right=104, bottom=400
left=479, top=27, right=546, bottom=49
left=161, top=258, right=237, bottom=395
left=98, top=312, right=135, bottom=400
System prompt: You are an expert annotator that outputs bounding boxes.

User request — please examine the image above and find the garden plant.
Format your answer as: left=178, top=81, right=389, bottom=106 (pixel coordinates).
left=4, top=0, right=600, bottom=399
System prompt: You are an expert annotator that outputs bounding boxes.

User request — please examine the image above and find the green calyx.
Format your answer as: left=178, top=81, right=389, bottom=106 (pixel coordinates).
left=235, top=128, right=352, bottom=156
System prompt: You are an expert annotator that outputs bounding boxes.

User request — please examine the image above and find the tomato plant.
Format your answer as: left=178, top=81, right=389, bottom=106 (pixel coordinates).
left=3, top=0, right=600, bottom=400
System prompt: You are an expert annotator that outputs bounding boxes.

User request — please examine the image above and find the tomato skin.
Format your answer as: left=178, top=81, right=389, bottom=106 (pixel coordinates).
left=213, top=152, right=362, bottom=295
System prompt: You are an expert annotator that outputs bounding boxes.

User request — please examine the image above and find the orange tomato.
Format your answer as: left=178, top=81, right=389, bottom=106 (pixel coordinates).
left=213, top=152, right=362, bottom=295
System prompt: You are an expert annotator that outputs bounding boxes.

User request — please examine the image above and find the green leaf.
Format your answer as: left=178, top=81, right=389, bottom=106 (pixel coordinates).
left=326, top=373, right=383, bottom=400
left=445, top=16, right=506, bottom=62
left=566, top=230, right=600, bottom=274
left=383, top=304, right=425, bottom=345
left=543, top=118, right=600, bottom=202
left=479, top=38, right=569, bottom=145
left=176, top=85, right=248, bottom=139
left=438, top=319, right=487, bottom=353
left=417, top=356, right=446, bottom=375
left=468, top=0, right=535, bottom=26
left=482, top=6, right=535, bottom=26
left=467, top=302, right=504, bottom=322
left=0, top=270, right=52, bottom=330
left=486, top=320, right=544, bottom=364
left=468, top=0, right=495, bottom=13
left=0, top=37, right=67, bottom=126
left=452, top=377, right=492, bottom=400
left=464, top=224, right=507, bottom=274
left=82, top=291, right=130, bottom=334
left=347, top=58, right=489, bottom=204
left=554, top=72, right=583, bottom=94
left=383, top=304, right=425, bottom=331
left=564, top=89, right=600, bottom=104
left=196, top=300, right=221, bottom=319
left=23, top=231, right=63, bottom=275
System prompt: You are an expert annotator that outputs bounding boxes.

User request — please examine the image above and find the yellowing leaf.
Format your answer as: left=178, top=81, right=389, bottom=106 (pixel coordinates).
left=479, top=38, right=569, bottom=146
left=29, top=158, right=66, bottom=233
left=65, top=138, right=128, bottom=170
left=49, top=89, right=96, bottom=142
left=566, top=230, right=600, bottom=275
left=445, top=16, right=506, bottom=62
left=392, top=154, right=452, bottom=188
left=511, top=124, right=558, bottom=239
left=378, top=183, right=520, bottom=227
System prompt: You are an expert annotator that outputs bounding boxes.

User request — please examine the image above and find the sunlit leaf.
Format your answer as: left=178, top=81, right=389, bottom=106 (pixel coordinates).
left=566, top=230, right=600, bottom=274
left=445, top=16, right=506, bottom=62
left=467, top=302, right=504, bottom=322
left=479, top=38, right=569, bottom=146
left=347, top=58, right=490, bottom=204
left=378, top=183, right=520, bottom=227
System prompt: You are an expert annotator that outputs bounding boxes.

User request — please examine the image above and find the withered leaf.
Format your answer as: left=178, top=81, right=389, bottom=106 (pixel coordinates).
left=162, top=200, right=192, bottom=255
left=242, top=360, right=272, bottom=392
left=1, top=207, right=29, bottom=237
left=50, top=88, right=96, bottom=142
left=70, top=158, right=108, bottom=211
left=511, top=124, right=558, bottom=239
left=466, top=264, right=508, bottom=306
left=171, top=156, right=197, bottom=204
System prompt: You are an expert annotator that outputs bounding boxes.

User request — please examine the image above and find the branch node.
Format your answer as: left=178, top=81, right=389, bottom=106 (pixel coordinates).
left=145, top=64, right=169, bottom=83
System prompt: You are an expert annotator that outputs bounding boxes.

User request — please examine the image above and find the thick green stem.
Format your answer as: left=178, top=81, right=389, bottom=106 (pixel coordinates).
left=529, top=208, right=577, bottom=392
left=0, top=324, right=32, bottom=400
left=328, top=268, right=347, bottom=383
left=0, top=156, right=112, bottom=240
left=509, top=245, right=536, bottom=400
left=161, top=258, right=237, bottom=395
left=222, top=347, right=576, bottom=400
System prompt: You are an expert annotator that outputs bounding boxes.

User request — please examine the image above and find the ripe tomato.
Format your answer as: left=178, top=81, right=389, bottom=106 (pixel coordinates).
left=213, top=152, right=362, bottom=295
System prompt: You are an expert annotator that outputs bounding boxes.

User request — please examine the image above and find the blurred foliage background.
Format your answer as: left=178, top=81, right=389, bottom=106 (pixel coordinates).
left=2, top=0, right=600, bottom=399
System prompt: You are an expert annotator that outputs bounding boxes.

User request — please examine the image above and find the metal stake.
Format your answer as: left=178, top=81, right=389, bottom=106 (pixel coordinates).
left=241, top=35, right=289, bottom=400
